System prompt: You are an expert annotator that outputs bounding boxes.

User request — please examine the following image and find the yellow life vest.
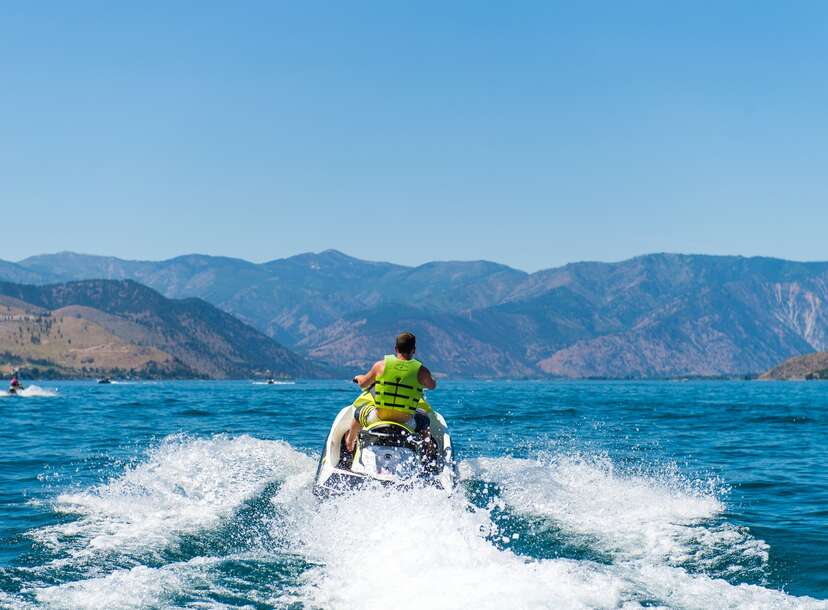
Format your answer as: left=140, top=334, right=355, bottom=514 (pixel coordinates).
left=374, top=354, right=423, bottom=414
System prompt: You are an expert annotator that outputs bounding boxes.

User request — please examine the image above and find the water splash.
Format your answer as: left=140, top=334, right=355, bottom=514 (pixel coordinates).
left=34, top=557, right=219, bottom=610
left=0, top=384, right=58, bottom=398
left=461, top=453, right=753, bottom=568
left=14, top=435, right=828, bottom=609
left=31, top=435, right=313, bottom=563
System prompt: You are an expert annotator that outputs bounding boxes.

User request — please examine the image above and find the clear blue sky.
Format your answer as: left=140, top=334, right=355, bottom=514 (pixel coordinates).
left=1, top=2, right=826, bottom=271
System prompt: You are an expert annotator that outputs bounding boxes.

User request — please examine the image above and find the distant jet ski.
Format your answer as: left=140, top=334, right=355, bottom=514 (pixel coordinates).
left=266, top=378, right=276, bottom=385
left=97, top=377, right=112, bottom=384
left=8, top=375, right=23, bottom=395
left=314, top=389, right=456, bottom=497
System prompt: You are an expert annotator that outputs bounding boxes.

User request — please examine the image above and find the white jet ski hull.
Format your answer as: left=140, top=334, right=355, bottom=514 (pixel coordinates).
left=314, top=403, right=456, bottom=497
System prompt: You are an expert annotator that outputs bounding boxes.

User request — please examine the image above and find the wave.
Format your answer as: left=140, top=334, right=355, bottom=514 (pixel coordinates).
left=178, top=408, right=211, bottom=417
left=18, top=435, right=828, bottom=609
left=272, top=483, right=632, bottom=609
left=460, top=453, right=757, bottom=569
left=30, top=435, right=313, bottom=563
left=746, top=414, right=816, bottom=424
left=271, top=455, right=816, bottom=610
left=33, top=557, right=219, bottom=610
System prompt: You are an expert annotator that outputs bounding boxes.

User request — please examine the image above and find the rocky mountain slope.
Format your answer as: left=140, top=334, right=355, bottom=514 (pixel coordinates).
left=5, top=251, right=828, bottom=378
left=0, top=280, right=327, bottom=379
left=760, top=352, right=828, bottom=380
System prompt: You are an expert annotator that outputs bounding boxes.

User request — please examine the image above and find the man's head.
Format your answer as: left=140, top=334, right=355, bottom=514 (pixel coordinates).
left=395, top=332, right=416, bottom=358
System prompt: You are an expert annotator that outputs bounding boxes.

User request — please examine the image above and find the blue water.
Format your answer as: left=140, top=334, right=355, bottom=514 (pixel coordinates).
left=1, top=380, right=827, bottom=609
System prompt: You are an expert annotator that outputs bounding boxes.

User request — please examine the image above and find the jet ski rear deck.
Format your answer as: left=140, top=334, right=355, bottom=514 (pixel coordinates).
left=314, top=393, right=456, bottom=497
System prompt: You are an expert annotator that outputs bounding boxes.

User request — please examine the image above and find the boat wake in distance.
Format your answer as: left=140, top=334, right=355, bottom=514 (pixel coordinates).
left=0, top=384, right=58, bottom=398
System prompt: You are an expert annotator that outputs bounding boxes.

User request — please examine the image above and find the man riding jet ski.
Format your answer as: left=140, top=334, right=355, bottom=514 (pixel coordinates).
left=8, top=372, right=23, bottom=395
left=314, top=332, right=456, bottom=496
left=345, top=332, right=438, bottom=451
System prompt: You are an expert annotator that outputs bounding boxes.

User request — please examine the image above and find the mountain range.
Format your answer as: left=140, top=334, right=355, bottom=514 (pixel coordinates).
left=0, top=279, right=325, bottom=379
left=2, top=250, right=828, bottom=378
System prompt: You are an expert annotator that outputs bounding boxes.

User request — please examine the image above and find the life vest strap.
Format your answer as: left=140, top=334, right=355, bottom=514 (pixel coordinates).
left=377, top=380, right=415, bottom=390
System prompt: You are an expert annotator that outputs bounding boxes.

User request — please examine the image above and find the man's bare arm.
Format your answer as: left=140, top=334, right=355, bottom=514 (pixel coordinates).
left=419, top=365, right=437, bottom=390
left=354, top=360, right=383, bottom=388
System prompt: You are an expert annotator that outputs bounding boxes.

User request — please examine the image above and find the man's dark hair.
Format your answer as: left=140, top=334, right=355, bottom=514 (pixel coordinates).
left=395, top=332, right=416, bottom=355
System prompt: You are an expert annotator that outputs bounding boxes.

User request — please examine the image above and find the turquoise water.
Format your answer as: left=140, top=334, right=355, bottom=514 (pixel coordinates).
left=1, top=380, right=827, bottom=609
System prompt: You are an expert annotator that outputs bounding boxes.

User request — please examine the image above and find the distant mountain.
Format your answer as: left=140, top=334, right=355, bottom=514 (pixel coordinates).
left=504, top=255, right=828, bottom=378
left=296, top=303, right=536, bottom=378
left=13, top=250, right=528, bottom=345
left=6, top=251, right=828, bottom=378
left=0, top=259, right=59, bottom=285
left=760, top=352, right=828, bottom=380
left=0, top=280, right=328, bottom=379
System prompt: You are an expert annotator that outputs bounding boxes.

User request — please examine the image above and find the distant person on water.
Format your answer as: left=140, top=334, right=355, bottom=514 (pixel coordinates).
left=9, top=372, right=21, bottom=392
left=346, top=332, right=437, bottom=452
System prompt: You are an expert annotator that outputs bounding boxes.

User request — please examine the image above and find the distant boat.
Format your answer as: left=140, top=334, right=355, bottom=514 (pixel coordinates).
left=97, top=377, right=112, bottom=384
left=266, top=378, right=276, bottom=385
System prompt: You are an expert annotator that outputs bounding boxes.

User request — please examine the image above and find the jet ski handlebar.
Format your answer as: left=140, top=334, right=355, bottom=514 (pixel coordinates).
left=352, top=377, right=376, bottom=393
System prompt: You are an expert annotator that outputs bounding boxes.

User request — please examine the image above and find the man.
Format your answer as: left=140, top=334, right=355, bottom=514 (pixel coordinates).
left=9, top=372, right=21, bottom=393
left=345, top=332, right=437, bottom=452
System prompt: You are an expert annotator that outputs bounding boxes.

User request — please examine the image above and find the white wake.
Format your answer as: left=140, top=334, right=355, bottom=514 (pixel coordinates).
left=0, top=384, right=58, bottom=398
left=22, top=436, right=828, bottom=610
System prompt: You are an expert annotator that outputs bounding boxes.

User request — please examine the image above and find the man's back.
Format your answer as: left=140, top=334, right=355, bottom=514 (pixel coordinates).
left=346, top=332, right=436, bottom=451
left=370, top=356, right=437, bottom=390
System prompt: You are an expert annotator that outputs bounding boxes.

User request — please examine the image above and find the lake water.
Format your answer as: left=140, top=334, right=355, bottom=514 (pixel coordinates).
left=1, top=380, right=826, bottom=609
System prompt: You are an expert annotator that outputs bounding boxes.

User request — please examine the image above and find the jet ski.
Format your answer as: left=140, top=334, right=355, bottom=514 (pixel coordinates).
left=266, top=378, right=276, bottom=385
left=97, top=377, right=112, bottom=384
left=314, top=389, right=456, bottom=497
left=7, top=385, right=23, bottom=395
